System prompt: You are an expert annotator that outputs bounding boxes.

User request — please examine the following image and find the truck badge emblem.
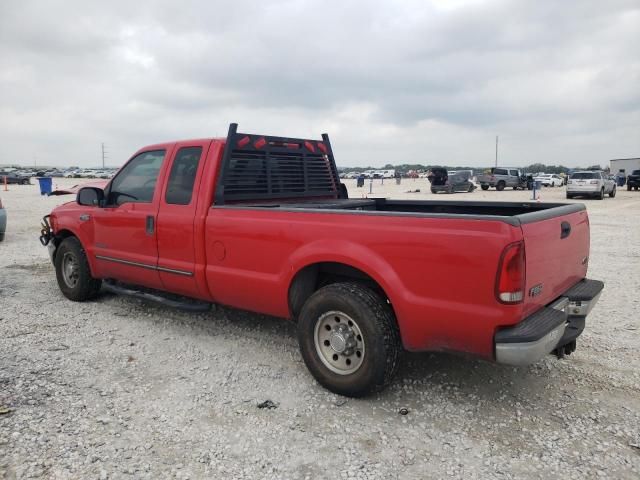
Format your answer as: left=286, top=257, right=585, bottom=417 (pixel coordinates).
left=529, top=284, right=543, bottom=297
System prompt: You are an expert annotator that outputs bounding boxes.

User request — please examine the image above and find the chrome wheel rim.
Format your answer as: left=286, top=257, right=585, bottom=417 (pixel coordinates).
left=62, top=252, right=79, bottom=288
left=314, top=311, right=365, bottom=375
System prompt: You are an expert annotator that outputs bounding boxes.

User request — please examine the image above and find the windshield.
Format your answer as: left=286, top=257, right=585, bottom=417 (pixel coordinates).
left=570, top=172, right=598, bottom=179
left=632, top=170, right=640, bottom=175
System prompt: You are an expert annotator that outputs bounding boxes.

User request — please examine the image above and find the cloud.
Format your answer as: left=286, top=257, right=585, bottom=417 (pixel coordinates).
left=0, top=0, right=638, bottom=167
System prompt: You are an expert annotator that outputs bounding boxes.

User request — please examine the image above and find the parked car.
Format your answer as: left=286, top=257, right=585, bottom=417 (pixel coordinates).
left=534, top=174, right=564, bottom=187
left=566, top=171, right=616, bottom=199
left=428, top=168, right=475, bottom=193
left=0, top=196, right=6, bottom=242
left=40, top=123, right=604, bottom=397
left=0, top=172, right=31, bottom=185
left=627, top=170, right=640, bottom=191
left=477, top=167, right=526, bottom=190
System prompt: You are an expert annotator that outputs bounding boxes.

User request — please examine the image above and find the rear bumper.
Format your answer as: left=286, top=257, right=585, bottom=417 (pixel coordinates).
left=567, top=186, right=599, bottom=194
left=495, top=279, right=604, bottom=366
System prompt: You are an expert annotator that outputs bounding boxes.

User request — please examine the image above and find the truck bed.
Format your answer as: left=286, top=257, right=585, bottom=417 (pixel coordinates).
left=224, top=198, right=585, bottom=226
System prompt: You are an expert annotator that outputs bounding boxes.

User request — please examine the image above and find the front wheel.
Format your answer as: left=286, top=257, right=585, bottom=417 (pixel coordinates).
left=54, top=237, right=102, bottom=301
left=297, top=283, right=402, bottom=397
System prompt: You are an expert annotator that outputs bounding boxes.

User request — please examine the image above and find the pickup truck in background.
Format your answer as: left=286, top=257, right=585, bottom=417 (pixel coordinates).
left=477, top=167, right=525, bottom=191
left=40, top=124, right=604, bottom=396
left=627, top=170, right=640, bottom=191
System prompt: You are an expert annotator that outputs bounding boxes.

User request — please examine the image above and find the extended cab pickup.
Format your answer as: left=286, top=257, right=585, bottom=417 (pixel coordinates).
left=40, top=124, right=604, bottom=396
left=478, top=167, right=526, bottom=191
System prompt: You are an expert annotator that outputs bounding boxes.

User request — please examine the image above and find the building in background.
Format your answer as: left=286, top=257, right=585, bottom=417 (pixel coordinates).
left=610, top=157, right=640, bottom=175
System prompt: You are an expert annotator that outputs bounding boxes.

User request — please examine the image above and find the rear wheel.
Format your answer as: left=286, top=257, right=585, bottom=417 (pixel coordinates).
left=609, top=186, right=616, bottom=198
left=297, top=282, right=402, bottom=397
left=481, top=185, right=489, bottom=191
left=598, top=188, right=604, bottom=200
left=628, top=185, right=632, bottom=191
left=0, top=233, right=4, bottom=242
left=468, top=184, right=474, bottom=192
left=54, top=237, right=102, bottom=301
left=430, top=187, right=437, bottom=194
left=566, top=194, right=573, bottom=199
left=496, top=181, right=505, bottom=191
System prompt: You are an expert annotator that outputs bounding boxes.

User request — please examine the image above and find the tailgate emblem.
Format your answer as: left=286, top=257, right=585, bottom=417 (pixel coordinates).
left=529, top=284, right=543, bottom=297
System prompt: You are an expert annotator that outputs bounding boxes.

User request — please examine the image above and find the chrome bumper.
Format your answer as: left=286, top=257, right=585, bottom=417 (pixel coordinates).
left=495, top=279, right=604, bottom=366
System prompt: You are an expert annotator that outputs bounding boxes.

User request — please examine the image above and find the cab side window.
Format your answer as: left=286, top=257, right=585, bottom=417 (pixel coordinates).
left=108, top=150, right=165, bottom=206
left=165, top=147, right=203, bottom=205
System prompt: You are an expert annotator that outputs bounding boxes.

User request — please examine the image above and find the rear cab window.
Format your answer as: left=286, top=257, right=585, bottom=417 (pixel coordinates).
left=492, top=168, right=508, bottom=175
left=165, top=147, right=203, bottom=205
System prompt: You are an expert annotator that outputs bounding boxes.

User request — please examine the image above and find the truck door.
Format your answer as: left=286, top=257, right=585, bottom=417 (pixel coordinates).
left=156, top=142, right=209, bottom=297
left=92, top=148, right=171, bottom=289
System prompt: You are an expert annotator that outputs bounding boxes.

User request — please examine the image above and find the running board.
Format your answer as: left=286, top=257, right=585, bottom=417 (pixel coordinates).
left=103, top=281, right=212, bottom=312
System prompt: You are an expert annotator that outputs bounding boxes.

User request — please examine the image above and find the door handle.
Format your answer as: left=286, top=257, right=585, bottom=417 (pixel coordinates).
left=560, top=221, right=571, bottom=239
left=146, top=216, right=155, bottom=235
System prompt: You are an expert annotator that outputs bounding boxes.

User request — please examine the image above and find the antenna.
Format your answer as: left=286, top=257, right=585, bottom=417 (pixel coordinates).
left=101, top=143, right=109, bottom=169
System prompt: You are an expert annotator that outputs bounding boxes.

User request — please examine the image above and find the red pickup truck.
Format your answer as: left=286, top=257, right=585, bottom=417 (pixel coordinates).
left=41, top=124, right=603, bottom=396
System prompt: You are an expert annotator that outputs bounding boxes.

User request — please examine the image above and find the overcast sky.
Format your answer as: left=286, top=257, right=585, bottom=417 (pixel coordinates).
left=0, top=0, right=638, bottom=168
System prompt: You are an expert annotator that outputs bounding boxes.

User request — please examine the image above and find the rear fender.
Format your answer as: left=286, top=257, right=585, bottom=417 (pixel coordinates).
left=287, top=240, right=411, bottom=342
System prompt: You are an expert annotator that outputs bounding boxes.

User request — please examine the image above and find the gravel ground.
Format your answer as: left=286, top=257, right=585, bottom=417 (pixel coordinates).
left=1, top=178, right=639, bottom=479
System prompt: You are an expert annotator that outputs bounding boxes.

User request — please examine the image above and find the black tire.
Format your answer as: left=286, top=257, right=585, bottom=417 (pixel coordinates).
left=22, top=179, right=29, bottom=185
left=598, top=188, right=604, bottom=200
left=430, top=187, right=437, bottom=194
left=297, top=282, right=402, bottom=397
left=628, top=185, right=631, bottom=191
left=481, top=185, right=489, bottom=191
left=496, top=181, right=505, bottom=191
left=609, top=186, right=616, bottom=198
left=468, top=185, right=474, bottom=193
left=566, top=194, right=573, bottom=199
left=54, top=237, right=102, bottom=301
left=0, top=232, right=4, bottom=242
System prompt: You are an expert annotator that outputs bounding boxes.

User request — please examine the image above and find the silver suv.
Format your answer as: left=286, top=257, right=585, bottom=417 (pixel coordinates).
left=566, top=171, right=616, bottom=200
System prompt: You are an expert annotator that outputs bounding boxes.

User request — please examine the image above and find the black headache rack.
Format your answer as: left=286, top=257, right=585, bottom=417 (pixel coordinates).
left=215, top=123, right=342, bottom=205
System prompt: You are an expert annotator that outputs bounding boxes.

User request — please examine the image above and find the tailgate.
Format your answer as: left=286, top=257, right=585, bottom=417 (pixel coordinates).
left=520, top=209, right=590, bottom=316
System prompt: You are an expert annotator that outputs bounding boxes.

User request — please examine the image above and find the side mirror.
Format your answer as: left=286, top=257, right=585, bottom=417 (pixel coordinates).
left=77, top=187, right=104, bottom=206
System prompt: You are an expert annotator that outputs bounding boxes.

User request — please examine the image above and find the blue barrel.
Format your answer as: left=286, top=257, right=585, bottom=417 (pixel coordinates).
left=37, top=177, right=53, bottom=196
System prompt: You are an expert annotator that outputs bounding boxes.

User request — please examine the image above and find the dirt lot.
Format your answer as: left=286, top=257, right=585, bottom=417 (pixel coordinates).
left=1, top=177, right=639, bottom=479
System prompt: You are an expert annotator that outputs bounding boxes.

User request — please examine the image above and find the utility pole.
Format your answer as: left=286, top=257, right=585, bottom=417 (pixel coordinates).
left=101, top=143, right=108, bottom=169
left=495, top=136, right=499, bottom=167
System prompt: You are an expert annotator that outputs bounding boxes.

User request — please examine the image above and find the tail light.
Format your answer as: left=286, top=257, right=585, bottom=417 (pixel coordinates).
left=496, top=241, right=526, bottom=304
